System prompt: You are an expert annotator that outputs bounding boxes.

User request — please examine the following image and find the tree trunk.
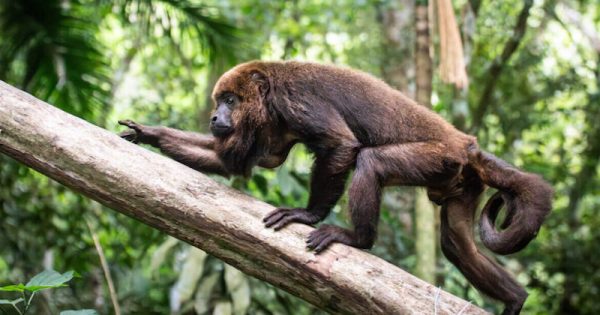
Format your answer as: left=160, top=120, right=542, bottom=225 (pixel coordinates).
left=0, top=81, right=488, bottom=315
left=414, top=0, right=437, bottom=285
left=376, top=0, right=416, bottom=247
left=415, top=2, right=433, bottom=107
left=376, top=0, right=415, bottom=96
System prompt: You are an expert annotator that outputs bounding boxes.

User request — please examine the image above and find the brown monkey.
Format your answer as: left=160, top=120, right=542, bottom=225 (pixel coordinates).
left=119, top=61, right=552, bottom=315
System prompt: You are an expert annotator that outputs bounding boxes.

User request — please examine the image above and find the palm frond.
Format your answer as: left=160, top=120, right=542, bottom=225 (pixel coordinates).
left=0, top=0, right=111, bottom=120
left=113, top=0, right=240, bottom=65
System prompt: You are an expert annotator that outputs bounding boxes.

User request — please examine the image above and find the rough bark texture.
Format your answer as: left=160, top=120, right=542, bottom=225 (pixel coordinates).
left=376, top=0, right=415, bottom=96
left=414, top=2, right=438, bottom=285
left=0, top=80, right=488, bottom=315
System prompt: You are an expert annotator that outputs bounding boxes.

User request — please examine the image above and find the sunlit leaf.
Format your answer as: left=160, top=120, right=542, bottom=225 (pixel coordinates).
left=194, top=273, right=220, bottom=314
left=170, top=247, right=207, bottom=312
left=25, top=270, right=74, bottom=292
left=224, top=265, right=250, bottom=315
left=212, top=300, right=232, bottom=315
left=277, top=168, right=293, bottom=196
left=150, top=236, right=179, bottom=274
left=0, top=284, right=25, bottom=292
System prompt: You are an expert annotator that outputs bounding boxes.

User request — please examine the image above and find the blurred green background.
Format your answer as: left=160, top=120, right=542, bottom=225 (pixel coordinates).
left=0, top=0, right=598, bottom=314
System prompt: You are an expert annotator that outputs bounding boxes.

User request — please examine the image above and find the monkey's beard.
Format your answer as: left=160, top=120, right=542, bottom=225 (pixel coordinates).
left=214, top=126, right=261, bottom=177
left=215, top=103, right=276, bottom=177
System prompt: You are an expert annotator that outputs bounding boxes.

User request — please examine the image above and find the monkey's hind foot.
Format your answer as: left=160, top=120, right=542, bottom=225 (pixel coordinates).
left=263, top=207, right=321, bottom=231
left=306, top=224, right=357, bottom=253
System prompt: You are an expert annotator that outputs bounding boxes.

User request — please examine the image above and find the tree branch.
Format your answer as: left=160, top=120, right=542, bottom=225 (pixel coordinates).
left=470, top=0, right=534, bottom=133
left=0, top=81, right=488, bottom=315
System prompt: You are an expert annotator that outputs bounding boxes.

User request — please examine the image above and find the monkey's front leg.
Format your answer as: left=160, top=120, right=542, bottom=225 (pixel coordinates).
left=118, top=120, right=229, bottom=176
left=306, top=149, right=382, bottom=253
left=263, top=155, right=350, bottom=230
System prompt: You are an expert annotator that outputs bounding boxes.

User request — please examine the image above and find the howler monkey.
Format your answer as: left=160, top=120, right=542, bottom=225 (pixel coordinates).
left=119, top=61, right=552, bottom=315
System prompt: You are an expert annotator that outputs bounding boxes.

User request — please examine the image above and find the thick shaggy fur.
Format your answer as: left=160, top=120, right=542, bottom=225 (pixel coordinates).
left=120, top=61, right=553, bottom=315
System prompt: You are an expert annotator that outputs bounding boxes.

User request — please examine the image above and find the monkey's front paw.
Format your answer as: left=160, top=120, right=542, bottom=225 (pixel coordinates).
left=118, top=119, right=160, bottom=146
left=118, top=119, right=143, bottom=143
left=263, top=208, right=319, bottom=231
left=306, top=224, right=353, bottom=253
left=119, top=129, right=139, bottom=143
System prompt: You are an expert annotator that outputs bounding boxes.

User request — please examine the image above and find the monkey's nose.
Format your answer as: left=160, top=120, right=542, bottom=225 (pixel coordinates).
left=210, top=118, right=232, bottom=137
left=211, top=120, right=231, bottom=130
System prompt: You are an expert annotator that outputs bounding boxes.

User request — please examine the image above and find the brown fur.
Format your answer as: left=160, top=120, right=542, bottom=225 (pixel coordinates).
left=119, top=61, right=553, bottom=315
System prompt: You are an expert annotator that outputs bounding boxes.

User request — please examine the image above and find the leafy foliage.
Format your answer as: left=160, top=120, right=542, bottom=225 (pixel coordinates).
left=0, top=270, right=92, bottom=314
left=0, top=270, right=74, bottom=293
left=0, top=0, right=110, bottom=118
left=1, top=0, right=599, bottom=314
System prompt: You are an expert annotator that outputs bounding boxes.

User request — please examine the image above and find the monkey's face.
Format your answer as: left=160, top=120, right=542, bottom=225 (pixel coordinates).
left=210, top=63, right=272, bottom=175
left=210, top=64, right=270, bottom=139
left=210, top=93, right=236, bottom=138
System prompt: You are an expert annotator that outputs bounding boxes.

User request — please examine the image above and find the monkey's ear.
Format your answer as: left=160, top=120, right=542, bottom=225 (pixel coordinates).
left=250, top=70, right=270, bottom=99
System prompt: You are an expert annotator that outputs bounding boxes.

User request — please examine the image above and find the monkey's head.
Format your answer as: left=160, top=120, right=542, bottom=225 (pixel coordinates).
left=210, top=61, right=274, bottom=176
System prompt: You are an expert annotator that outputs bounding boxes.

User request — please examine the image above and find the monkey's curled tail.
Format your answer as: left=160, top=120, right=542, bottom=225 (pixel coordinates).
left=469, top=150, right=553, bottom=255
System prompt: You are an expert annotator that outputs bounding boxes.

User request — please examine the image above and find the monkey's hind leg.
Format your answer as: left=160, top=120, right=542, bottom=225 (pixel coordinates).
left=440, top=174, right=527, bottom=315
left=307, top=142, right=465, bottom=253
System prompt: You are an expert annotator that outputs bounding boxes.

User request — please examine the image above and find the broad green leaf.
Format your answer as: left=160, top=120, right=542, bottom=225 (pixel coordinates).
left=224, top=264, right=244, bottom=291
left=170, top=248, right=207, bottom=312
left=212, top=301, right=232, bottom=315
left=224, top=265, right=250, bottom=315
left=0, top=284, right=25, bottom=292
left=150, top=236, right=179, bottom=274
left=194, top=273, right=220, bottom=314
left=60, top=310, right=98, bottom=315
left=277, top=168, right=293, bottom=195
left=25, top=270, right=74, bottom=292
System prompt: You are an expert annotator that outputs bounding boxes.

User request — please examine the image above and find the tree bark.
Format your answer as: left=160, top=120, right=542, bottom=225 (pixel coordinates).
left=0, top=81, right=488, bottom=315
left=376, top=0, right=415, bottom=96
left=415, top=2, right=433, bottom=108
left=414, top=1, right=437, bottom=285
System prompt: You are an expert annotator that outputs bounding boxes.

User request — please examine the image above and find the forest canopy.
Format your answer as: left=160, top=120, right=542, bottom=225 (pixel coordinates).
left=0, top=0, right=599, bottom=314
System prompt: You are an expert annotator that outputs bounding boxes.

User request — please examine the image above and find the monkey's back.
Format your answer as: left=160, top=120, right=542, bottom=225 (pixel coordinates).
left=263, top=61, right=471, bottom=148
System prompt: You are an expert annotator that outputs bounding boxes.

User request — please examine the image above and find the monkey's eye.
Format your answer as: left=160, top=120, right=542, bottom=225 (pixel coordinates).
left=226, top=96, right=235, bottom=105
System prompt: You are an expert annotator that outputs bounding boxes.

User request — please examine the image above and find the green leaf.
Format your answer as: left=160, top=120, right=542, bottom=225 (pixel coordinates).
left=194, top=273, right=220, bottom=314
left=224, top=265, right=250, bottom=315
left=150, top=237, right=179, bottom=274
left=0, top=284, right=25, bottom=292
left=212, top=301, right=232, bottom=315
left=277, top=169, right=293, bottom=196
left=59, top=310, right=98, bottom=315
left=170, top=247, right=207, bottom=310
left=24, top=270, right=74, bottom=292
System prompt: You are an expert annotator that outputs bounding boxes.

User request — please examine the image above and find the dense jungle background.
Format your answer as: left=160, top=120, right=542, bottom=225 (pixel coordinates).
left=1, top=0, right=599, bottom=314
